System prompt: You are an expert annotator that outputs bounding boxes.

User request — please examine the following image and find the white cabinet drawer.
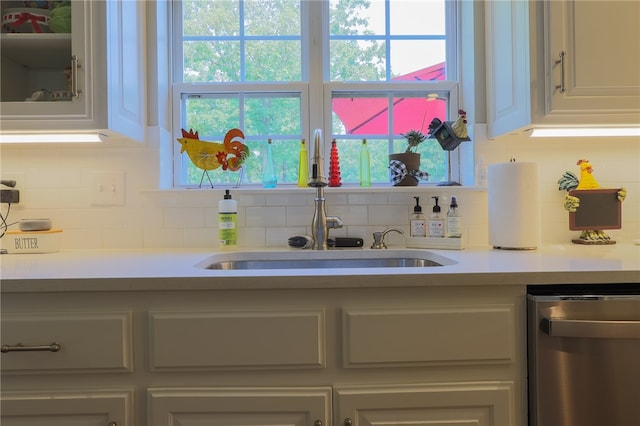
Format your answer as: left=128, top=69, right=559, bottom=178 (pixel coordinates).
left=149, top=309, right=325, bottom=370
left=343, top=305, right=515, bottom=367
left=1, top=312, right=133, bottom=373
left=1, top=389, right=134, bottom=426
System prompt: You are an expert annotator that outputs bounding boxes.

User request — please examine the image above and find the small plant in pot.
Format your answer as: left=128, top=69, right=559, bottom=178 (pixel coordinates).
left=389, top=130, right=430, bottom=186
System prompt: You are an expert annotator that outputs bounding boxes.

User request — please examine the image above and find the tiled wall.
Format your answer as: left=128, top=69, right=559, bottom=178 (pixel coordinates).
left=2, top=127, right=638, bottom=250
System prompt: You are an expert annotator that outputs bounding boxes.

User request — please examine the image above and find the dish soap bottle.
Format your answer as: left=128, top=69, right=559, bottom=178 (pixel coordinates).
left=297, top=138, right=308, bottom=188
left=428, top=196, right=445, bottom=237
left=262, top=138, right=277, bottom=188
left=446, top=196, right=462, bottom=238
left=410, top=196, right=426, bottom=237
left=360, top=139, right=371, bottom=187
left=218, top=189, right=238, bottom=248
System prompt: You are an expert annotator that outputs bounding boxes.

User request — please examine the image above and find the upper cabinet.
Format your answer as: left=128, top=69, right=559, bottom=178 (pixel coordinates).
left=0, top=0, right=146, bottom=141
left=486, top=0, right=640, bottom=139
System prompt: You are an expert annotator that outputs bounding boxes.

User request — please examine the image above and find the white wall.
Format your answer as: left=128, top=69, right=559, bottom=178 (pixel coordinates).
left=1, top=127, right=638, bottom=250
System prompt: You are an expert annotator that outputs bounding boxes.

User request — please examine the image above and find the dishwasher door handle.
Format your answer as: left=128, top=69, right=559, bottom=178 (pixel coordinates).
left=542, top=317, right=640, bottom=339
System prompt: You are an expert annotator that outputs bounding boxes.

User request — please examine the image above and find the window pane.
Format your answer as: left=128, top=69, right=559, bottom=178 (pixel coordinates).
left=184, top=96, right=240, bottom=134
left=332, top=95, right=389, bottom=134
left=183, top=0, right=240, bottom=37
left=390, top=40, right=446, bottom=76
left=389, top=0, right=445, bottom=35
left=329, top=0, right=447, bottom=82
left=179, top=93, right=302, bottom=187
left=332, top=90, right=450, bottom=184
left=180, top=0, right=301, bottom=83
left=333, top=91, right=448, bottom=136
left=184, top=41, right=240, bottom=83
left=245, top=96, right=301, bottom=135
left=330, top=0, right=385, bottom=35
left=245, top=0, right=300, bottom=36
left=330, top=40, right=386, bottom=81
left=246, top=41, right=302, bottom=81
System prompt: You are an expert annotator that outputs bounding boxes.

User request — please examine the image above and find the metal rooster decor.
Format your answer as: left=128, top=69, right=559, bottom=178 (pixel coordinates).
left=177, top=128, right=250, bottom=188
left=558, top=159, right=626, bottom=244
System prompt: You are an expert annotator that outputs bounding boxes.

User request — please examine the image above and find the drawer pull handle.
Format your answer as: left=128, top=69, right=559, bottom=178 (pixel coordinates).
left=554, top=50, right=566, bottom=94
left=71, top=54, right=81, bottom=99
left=1, top=342, right=61, bottom=353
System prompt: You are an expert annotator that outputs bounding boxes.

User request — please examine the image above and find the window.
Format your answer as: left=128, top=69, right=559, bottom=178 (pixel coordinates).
left=172, top=0, right=458, bottom=187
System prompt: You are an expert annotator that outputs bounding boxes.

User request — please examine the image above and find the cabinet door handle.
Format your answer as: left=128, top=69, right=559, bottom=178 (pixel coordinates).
left=1, top=342, right=61, bottom=353
left=344, top=418, right=353, bottom=426
left=71, top=54, right=81, bottom=99
left=542, top=317, right=640, bottom=339
left=554, top=50, right=566, bottom=94
left=314, top=421, right=323, bottom=426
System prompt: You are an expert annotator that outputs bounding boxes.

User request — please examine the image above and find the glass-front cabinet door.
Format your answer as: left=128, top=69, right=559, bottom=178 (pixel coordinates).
left=0, top=0, right=107, bottom=131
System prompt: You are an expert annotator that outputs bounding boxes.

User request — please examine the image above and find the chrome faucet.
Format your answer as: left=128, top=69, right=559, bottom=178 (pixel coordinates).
left=308, top=129, right=343, bottom=250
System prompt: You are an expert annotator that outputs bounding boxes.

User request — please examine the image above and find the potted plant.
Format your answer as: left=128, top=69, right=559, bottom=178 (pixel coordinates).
left=389, top=130, right=429, bottom=186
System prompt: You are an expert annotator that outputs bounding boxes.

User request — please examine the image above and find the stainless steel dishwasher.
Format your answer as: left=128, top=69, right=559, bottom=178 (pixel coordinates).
left=527, top=284, right=640, bottom=426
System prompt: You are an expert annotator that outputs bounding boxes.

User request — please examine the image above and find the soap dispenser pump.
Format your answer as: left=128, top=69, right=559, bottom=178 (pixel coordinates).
left=428, top=196, right=445, bottom=237
left=410, top=196, right=426, bottom=237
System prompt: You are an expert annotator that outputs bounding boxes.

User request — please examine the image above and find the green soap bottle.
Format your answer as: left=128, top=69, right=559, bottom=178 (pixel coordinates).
left=218, top=189, right=238, bottom=248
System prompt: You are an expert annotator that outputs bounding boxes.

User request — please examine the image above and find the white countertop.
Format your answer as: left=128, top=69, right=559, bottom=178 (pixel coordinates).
left=1, top=244, right=638, bottom=292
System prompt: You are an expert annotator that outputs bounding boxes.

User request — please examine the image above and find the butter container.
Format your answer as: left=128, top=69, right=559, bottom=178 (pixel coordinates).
left=2, top=229, right=63, bottom=254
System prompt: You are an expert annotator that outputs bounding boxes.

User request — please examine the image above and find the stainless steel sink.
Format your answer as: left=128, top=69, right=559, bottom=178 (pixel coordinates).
left=198, top=249, right=456, bottom=270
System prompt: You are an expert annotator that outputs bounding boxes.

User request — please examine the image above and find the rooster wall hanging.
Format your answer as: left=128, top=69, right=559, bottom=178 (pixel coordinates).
left=557, top=159, right=626, bottom=244
left=177, top=128, right=250, bottom=188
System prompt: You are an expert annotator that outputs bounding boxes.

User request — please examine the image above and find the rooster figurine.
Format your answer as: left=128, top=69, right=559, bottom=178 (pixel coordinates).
left=557, top=159, right=626, bottom=243
left=177, top=128, right=250, bottom=187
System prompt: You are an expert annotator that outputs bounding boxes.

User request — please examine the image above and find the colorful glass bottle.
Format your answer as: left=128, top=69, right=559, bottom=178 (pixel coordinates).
left=360, top=139, right=371, bottom=187
left=328, top=139, right=342, bottom=187
left=297, top=138, right=308, bottom=187
left=262, top=139, right=277, bottom=188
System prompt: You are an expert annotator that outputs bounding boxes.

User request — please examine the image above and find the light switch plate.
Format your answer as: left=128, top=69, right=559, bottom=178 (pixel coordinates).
left=91, top=171, right=126, bottom=206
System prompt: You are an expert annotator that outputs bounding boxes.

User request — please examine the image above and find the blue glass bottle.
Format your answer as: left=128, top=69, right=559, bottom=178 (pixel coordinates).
left=262, top=139, right=277, bottom=188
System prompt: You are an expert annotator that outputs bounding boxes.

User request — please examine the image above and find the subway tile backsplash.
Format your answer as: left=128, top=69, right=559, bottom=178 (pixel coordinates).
left=2, top=129, right=638, bottom=250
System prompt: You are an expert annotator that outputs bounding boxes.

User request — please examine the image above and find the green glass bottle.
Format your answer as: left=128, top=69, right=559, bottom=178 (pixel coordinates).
left=359, top=139, right=371, bottom=187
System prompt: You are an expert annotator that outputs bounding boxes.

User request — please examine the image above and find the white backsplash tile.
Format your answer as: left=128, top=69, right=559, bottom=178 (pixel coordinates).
left=2, top=129, right=638, bottom=250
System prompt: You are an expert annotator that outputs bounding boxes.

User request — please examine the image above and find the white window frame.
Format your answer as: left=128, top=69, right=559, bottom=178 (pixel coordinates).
left=171, top=0, right=462, bottom=188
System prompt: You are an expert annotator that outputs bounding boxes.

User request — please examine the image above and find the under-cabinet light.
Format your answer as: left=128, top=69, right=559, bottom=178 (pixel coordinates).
left=530, top=127, right=640, bottom=138
left=0, top=133, right=105, bottom=144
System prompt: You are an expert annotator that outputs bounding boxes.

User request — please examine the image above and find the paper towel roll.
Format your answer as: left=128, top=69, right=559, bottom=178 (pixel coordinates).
left=488, top=162, right=540, bottom=249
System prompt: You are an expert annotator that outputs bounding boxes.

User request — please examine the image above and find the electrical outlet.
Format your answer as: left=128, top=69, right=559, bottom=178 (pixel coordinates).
left=1, top=172, right=25, bottom=206
left=91, top=171, right=126, bottom=206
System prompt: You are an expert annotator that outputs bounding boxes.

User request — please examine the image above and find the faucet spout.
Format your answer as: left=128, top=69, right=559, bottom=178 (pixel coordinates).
left=308, top=129, right=327, bottom=187
left=308, top=129, right=342, bottom=249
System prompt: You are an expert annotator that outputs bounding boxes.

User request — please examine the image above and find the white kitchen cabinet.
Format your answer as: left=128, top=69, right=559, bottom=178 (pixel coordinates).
left=148, top=309, right=325, bottom=370
left=148, top=387, right=331, bottom=426
left=335, top=382, right=513, bottom=426
left=486, top=0, right=640, bottom=138
left=1, top=284, right=527, bottom=426
left=1, top=389, right=133, bottom=426
left=0, top=0, right=146, bottom=141
left=0, top=312, right=133, bottom=373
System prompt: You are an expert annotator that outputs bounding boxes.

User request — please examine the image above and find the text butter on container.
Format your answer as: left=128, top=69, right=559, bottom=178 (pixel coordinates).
left=218, top=189, right=238, bottom=248
left=2, top=229, right=63, bottom=253
left=488, top=161, right=540, bottom=249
